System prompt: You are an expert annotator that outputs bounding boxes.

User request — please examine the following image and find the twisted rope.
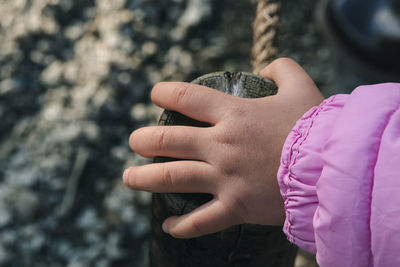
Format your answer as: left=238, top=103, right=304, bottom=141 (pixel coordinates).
left=252, top=0, right=280, bottom=74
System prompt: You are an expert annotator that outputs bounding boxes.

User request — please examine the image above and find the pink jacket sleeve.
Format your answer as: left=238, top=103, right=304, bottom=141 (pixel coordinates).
left=278, top=83, right=400, bottom=267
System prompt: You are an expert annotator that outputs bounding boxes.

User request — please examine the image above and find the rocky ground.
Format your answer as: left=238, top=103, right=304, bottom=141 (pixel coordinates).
left=0, top=0, right=341, bottom=266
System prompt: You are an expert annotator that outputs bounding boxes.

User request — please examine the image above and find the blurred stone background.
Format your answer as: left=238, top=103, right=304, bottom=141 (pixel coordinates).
left=0, top=0, right=337, bottom=266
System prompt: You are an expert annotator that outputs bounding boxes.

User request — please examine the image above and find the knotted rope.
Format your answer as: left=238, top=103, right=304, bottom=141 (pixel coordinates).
left=252, top=0, right=280, bottom=74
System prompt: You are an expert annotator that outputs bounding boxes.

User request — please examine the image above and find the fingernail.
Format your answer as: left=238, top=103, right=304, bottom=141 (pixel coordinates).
left=123, top=168, right=130, bottom=183
left=162, top=222, right=169, bottom=234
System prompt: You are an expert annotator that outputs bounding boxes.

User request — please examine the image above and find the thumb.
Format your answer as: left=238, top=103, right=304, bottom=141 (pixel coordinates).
left=259, top=57, right=320, bottom=98
left=162, top=199, right=241, bottom=238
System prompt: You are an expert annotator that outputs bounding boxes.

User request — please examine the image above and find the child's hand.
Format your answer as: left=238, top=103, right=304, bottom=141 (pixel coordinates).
left=123, top=58, right=323, bottom=238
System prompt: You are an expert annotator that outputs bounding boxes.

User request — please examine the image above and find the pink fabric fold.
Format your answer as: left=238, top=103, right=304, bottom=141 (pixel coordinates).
left=278, top=94, right=348, bottom=253
left=277, top=83, right=400, bottom=266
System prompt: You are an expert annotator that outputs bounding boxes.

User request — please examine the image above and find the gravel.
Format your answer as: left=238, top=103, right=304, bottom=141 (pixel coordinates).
left=0, top=0, right=257, bottom=266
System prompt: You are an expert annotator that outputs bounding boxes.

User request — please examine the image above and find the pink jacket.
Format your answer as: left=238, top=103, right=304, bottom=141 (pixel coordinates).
left=278, top=83, right=400, bottom=266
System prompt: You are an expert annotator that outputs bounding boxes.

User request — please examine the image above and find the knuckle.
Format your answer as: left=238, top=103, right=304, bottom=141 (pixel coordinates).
left=190, top=217, right=205, bottom=236
left=220, top=157, right=241, bottom=177
left=216, top=147, right=242, bottom=176
left=226, top=149, right=246, bottom=177
left=161, top=165, right=174, bottom=189
left=229, top=103, right=249, bottom=118
left=172, top=84, right=191, bottom=106
left=210, top=129, right=243, bottom=176
left=152, top=127, right=168, bottom=151
left=212, top=126, right=236, bottom=146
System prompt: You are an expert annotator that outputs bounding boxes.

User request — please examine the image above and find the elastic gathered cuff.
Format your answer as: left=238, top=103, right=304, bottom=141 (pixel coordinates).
left=277, top=95, right=347, bottom=253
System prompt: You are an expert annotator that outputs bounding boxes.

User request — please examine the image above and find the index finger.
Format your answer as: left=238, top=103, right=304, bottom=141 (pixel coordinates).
left=151, top=82, right=233, bottom=124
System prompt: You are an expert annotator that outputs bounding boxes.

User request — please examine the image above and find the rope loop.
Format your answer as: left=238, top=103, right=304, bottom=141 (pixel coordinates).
left=252, top=0, right=280, bottom=74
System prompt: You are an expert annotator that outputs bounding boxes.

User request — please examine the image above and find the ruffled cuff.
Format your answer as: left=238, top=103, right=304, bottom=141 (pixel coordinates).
left=277, top=95, right=347, bottom=253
